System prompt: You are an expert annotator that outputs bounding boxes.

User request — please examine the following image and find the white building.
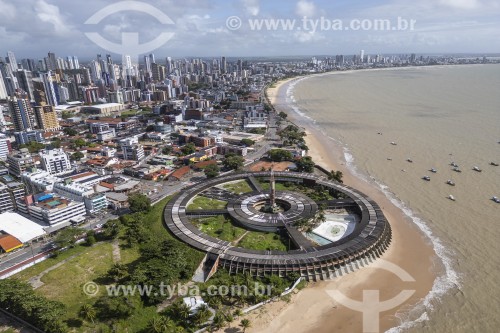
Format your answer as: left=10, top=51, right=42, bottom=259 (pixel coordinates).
left=39, top=148, right=72, bottom=175
left=19, top=193, right=86, bottom=226
left=0, top=212, right=46, bottom=243
left=120, top=136, right=145, bottom=161
left=21, top=169, right=60, bottom=193
left=0, top=134, right=12, bottom=160
left=7, top=149, right=36, bottom=177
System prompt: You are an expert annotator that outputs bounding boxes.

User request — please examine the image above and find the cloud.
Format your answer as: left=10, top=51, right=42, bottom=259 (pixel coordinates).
left=34, top=0, right=73, bottom=36
left=241, top=0, right=260, bottom=16
left=439, top=0, right=480, bottom=9
left=0, top=0, right=16, bottom=19
left=294, top=30, right=325, bottom=43
left=295, top=0, right=316, bottom=17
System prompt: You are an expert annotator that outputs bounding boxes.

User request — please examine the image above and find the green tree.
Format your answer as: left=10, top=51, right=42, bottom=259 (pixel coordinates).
left=0, top=279, right=67, bottom=333
left=147, top=316, right=175, bottom=332
left=295, top=156, right=315, bottom=173
left=63, top=128, right=78, bottom=136
left=107, top=263, right=129, bottom=283
left=181, top=142, right=196, bottom=155
left=204, top=163, right=220, bottom=179
left=70, top=151, right=85, bottom=161
left=240, top=138, right=255, bottom=147
left=328, top=170, right=344, bottom=183
left=193, top=304, right=211, bottom=326
left=278, top=111, right=288, bottom=120
left=240, top=319, right=251, bottom=332
left=19, top=141, right=45, bottom=153
left=162, top=146, right=173, bottom=155
left=73, top=138, right=87, bottom=148
left=128, top=193, right=152, bottom=213
left=85, top=230, right=96, bottom=246
left=54, top=227, right=84, bottom=249
left=268, top=149, right=293, bottom=162
left=94, top=296, right=134, bottom=320
left=79, top=303, right=96, bottom=324
left=211, top=312, right=226, bottom=331
left=170, top=301, right=191, bottom=322
left=222, top=154, right=245, bottom=171
left=51, top=139, right=61, bottom=148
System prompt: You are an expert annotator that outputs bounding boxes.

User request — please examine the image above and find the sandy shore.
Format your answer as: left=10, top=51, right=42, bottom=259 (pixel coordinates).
left=240, top=78, right=438, bottom=333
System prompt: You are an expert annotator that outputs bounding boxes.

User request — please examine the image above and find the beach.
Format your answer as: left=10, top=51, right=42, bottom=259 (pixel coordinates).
left=240, top=76, right=439, bottom=333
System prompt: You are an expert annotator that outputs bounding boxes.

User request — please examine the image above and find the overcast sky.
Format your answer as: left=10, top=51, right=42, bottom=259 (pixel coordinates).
left=1, top=0, right=499, bottom=61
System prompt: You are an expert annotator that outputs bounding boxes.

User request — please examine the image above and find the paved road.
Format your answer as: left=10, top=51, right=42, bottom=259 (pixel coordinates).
left=0, top=241, right=54, bottom=274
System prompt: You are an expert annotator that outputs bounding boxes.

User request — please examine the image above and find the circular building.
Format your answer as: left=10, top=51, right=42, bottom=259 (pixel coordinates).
left=164, top=171, right=391, bottom=281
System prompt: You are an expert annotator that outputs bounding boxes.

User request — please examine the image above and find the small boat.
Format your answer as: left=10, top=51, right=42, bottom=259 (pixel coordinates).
left=472, top=166, right=482, bottom=172
left=489, top=162, right=499, bottom=166
left=448, top=195, right=456, bottom=201
left=422, top=176, right=431, bottom=181
left=450, top=162, right=458, bottom=167
left=446, top=180, right=456, bottom=186
left=429, top=168, right=437, bottom=173
left=407, top=158, right=413, bottom=163
left=390, top=142, right=397, bottom=146
left=452, top=167, right=462, bottom=173
left=492, top=196, right=500, bottom=203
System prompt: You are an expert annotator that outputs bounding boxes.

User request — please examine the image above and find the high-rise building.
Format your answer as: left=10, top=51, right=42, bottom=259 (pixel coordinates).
left=6, top=51, right=18, bottom=72
left=221, top=56, right=227, bottom=74
left=39, top=148, right=72, bottom=175
left=34, top=105, right=60, bottom=131
left=0, top=70, right=8, bottom=99
left=120, top=136, right=145, bottom=161
left=40, top=71, right=58, bottom=106
left=47, top=52, right=57, bottom=71
left=360, top=50, right=365, bottom=63
left=15, top=70, right=35, bottom=101
left=8, top=95, right=37, bottom=131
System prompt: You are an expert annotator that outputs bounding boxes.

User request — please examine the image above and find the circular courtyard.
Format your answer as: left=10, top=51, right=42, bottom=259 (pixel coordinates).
left=164, top=171, right=392, bottom=280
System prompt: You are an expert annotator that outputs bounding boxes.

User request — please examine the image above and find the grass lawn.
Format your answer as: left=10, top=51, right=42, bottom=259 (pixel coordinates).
left=187, top=196, right=227, bottom=210
left=37, top=243, right=114, bottom=320
left=237, top=231, right=290, bottom=251
left=192, top=216, right=247, bottom=243
left=222, top=180, right=253, bottom=194
left=13, top=245, right=91, bottom=281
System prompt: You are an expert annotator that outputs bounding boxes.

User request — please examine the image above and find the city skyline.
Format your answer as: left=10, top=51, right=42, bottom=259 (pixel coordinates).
left=0, top=0, right=499, bottom=59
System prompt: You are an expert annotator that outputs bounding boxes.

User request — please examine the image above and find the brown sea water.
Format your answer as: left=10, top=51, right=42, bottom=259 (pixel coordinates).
left=289, top=65, right=500, bottom=332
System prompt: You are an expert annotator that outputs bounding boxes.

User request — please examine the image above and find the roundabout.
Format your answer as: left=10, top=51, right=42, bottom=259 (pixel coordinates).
left=164, top=171, right=392, bottom=280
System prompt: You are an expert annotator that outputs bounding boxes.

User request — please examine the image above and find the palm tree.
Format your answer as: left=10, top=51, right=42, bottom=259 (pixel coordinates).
left=79, top=304, right=96, bottom=324
left=194, top=304, right=211, bottom=326
left=233, top=309, right=244, bottom=318
left=147, top=317, right=165, bottom=333
left=146, top=316, right=175, bottom=333
left=211, top=312, right=226, bottom=331
left=172, top=301, right=192, bottom=322
left=240, top=319, right=251, bottom=332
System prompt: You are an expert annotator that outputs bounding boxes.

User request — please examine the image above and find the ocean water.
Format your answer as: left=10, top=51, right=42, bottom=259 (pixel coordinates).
left=290, top=65, right=500, bottom=332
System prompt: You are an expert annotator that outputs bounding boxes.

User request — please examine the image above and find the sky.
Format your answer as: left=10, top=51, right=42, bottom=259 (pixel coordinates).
left=0, top=0, right=499, bottom=60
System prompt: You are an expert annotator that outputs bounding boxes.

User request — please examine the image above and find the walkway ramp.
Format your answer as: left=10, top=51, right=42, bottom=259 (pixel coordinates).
left=248, top=176, right=263, bottom=192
